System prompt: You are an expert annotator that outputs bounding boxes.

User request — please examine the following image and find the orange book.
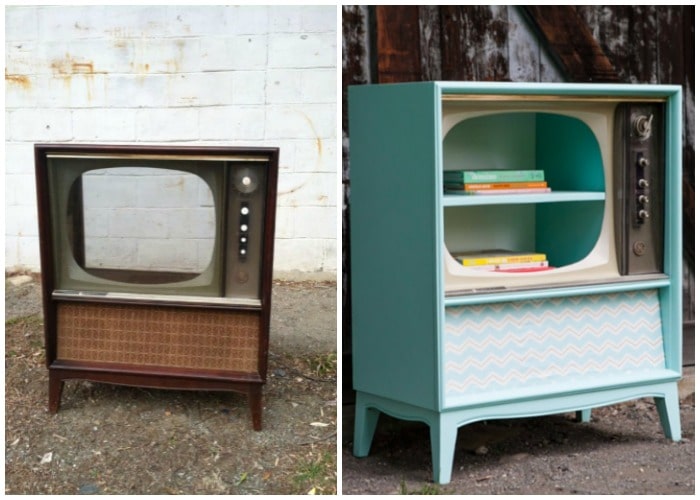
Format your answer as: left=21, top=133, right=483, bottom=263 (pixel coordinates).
left=446, top=181, right=548, bottom=191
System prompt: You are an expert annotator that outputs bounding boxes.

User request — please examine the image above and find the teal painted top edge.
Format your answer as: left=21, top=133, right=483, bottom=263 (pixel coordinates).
left=436, top=81, right=682, bottom=97
left=349, top=81, right=683, bottom=99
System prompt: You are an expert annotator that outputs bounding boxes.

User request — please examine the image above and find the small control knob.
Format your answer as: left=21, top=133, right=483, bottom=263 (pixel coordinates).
left=240, top=248, right=247, bottom=255
left=638, top=194, right=649, bottom=204
left=638, top=179, right=649, bottom=189
left=637, top=156, right=650, bottom=169
left=638, top=209, right=650, bottom=220
left=241, top=176, right=252, bottom=187
left=241, top=224, right=248, bottom=232
left=633, top=114, right=653, bottom=140
left=241, top=206, right=250, bottom=215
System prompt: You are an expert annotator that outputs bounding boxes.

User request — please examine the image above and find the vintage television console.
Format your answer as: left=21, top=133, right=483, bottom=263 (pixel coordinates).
left=35, top=144, right=278, bottom=430
left=348, top=82, right=682, bottom=483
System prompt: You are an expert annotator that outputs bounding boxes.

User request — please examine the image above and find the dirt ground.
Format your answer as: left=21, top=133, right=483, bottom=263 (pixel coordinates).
left=6, top=273, right=695, bottom=495
left=341, top=376, right=695, bottom=495
left=5, top=274, right=337, bottom=495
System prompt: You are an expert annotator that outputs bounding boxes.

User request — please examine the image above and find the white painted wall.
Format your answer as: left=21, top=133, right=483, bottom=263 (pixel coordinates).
left=5, top=5, right=337, bottom=278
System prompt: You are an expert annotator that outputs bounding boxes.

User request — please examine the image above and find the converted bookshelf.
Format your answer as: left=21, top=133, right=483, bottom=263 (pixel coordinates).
left=348, top=82, right=683, bottom=483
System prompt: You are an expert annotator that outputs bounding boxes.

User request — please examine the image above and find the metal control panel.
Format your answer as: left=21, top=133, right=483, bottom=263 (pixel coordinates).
left=226, top=163, right=268, bottom=300
left=614, top=103, right=665, bottom=275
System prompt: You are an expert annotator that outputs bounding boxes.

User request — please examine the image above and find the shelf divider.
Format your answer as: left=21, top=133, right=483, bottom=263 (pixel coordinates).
left=443, top=277, right=671, bottom=306
left=442, top=190, right=605, bottom=207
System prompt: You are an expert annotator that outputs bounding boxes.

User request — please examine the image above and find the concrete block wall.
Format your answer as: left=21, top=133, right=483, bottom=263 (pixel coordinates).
left=80, top=169, right=216, bottom=273
left=5, top=5, right=337, bottom=278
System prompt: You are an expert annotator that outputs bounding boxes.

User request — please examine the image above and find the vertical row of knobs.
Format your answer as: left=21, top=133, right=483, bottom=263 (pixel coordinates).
left=240, top=202, right=250, bottom=259
left=635, top=117, right=651, bottom=221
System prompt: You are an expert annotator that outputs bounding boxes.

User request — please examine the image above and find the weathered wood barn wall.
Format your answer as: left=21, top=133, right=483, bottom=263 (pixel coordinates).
left=342, top=5, right=695, bottom=378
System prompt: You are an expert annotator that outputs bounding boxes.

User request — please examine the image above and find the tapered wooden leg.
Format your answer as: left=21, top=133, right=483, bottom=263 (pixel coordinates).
left=430, top=414, right=458, bottom=484
left=576, top=408, right=592, bottom=422
left=48, top=372, right=64, bottom=414
left=248, top=385, right=263, bottom=431
left=654, top=383, right=681, bottom=441
left=353, top=392, right=380, bottom=457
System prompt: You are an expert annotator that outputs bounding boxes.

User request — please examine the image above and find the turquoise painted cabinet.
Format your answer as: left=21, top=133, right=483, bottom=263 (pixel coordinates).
left=348, top=82, right=683, bottom=484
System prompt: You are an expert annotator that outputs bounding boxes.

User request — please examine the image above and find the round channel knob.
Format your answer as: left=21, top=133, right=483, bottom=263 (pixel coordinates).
left=233, top=168, right=259, bottom=193
left=633, top=114, right=653, bottom=140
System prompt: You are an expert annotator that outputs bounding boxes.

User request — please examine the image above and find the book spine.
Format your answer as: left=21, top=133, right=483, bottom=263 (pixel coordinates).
left=445, top=182, right=548, bottom=190
left=459, top=254, right=547, bottom=266
left=444, top=170, right=545, bottom=183
left=463, top=261, right=550, bottom=271
left=455, top=188, right=552, bottom=195
left=496, top=266, right=556, bottom=273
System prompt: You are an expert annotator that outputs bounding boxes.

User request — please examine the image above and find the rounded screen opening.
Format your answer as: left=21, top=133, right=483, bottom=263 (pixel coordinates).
left=67, top=166, right=216, bottom=285
left=442, top=110, right=613, bottom=291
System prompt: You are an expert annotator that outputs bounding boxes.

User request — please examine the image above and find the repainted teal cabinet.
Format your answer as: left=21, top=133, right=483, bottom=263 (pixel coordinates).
left=348, top=82, right=683, bottom=484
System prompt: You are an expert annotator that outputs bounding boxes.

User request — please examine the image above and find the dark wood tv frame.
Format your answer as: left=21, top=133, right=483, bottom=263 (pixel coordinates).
left=35, top=144, right=279, bottom=430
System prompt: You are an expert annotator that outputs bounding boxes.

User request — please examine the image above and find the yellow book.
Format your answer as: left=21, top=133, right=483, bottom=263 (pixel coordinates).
left=453, top=250, right=547, bottom=267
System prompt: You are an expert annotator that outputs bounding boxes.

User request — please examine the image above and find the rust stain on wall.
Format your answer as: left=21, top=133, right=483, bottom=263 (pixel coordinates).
left=50, top=55, right=99, bottom=76
left=49, top=54, right=101, bottom=102
left=71, top=62, right=95, bottom=74
left=5, top=70, right=31, bottom=89
left=132, top=63, right=151, bottom=73
left=299, top=111, right=324, bottom=157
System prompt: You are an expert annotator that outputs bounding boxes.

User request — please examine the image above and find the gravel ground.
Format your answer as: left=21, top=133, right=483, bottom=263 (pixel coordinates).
left=341, top=375, right=694, bottom=494
left=5, top=274, right=337, bottom=495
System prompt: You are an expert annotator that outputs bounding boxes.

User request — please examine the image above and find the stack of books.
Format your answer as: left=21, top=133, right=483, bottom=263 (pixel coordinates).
left=444, top=169, right=550, bottom=195
left=452, top=249, right=554, bottom=272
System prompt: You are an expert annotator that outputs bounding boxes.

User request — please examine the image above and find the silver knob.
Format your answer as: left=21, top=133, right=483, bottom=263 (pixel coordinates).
left=638, top=210, right=650, bottom=219
left=638, top=195, right=649, bottom=204
left=634, top=114, right=653, bottom=140
left=638, top=179, right=649, bottom=188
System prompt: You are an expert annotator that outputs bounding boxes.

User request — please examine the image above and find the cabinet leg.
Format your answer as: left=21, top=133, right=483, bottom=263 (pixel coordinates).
left=248, top=385, right=263, bottom=431
left=48, top=373, right=64, bottom=414
left=575, top=408, right=592, bottom=422
left=353, top=393, right=380, bottom=457
left=430, top=416, right=458, bottom=485
left=654, top=383, right=681, bottom=441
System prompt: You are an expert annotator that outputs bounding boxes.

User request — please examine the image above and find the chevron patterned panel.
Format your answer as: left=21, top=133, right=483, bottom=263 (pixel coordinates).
left=443, top=290, right=666, bottom=402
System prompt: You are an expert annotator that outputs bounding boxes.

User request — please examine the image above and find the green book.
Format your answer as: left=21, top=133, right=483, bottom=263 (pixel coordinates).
left=444, top=169, right=545, bottom=183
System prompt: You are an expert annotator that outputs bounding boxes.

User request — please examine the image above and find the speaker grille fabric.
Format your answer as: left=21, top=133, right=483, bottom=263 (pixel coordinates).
left=57, top=302, right=260, bottom=373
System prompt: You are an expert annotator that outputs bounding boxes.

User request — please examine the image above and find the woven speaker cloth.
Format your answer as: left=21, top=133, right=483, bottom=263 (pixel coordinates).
left=56, top=302, right=260, bottom=373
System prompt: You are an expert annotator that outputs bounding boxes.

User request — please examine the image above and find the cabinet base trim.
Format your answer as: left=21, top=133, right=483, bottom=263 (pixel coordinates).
left=353, top=381, right=681, bottom=484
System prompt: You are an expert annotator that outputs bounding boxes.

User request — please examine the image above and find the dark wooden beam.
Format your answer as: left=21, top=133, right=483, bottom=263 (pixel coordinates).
left=375, top=6, right=423, bottom=83
left=521, top=6, right=619, bottom=82
left=439, top=6, right=509, bottom=81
